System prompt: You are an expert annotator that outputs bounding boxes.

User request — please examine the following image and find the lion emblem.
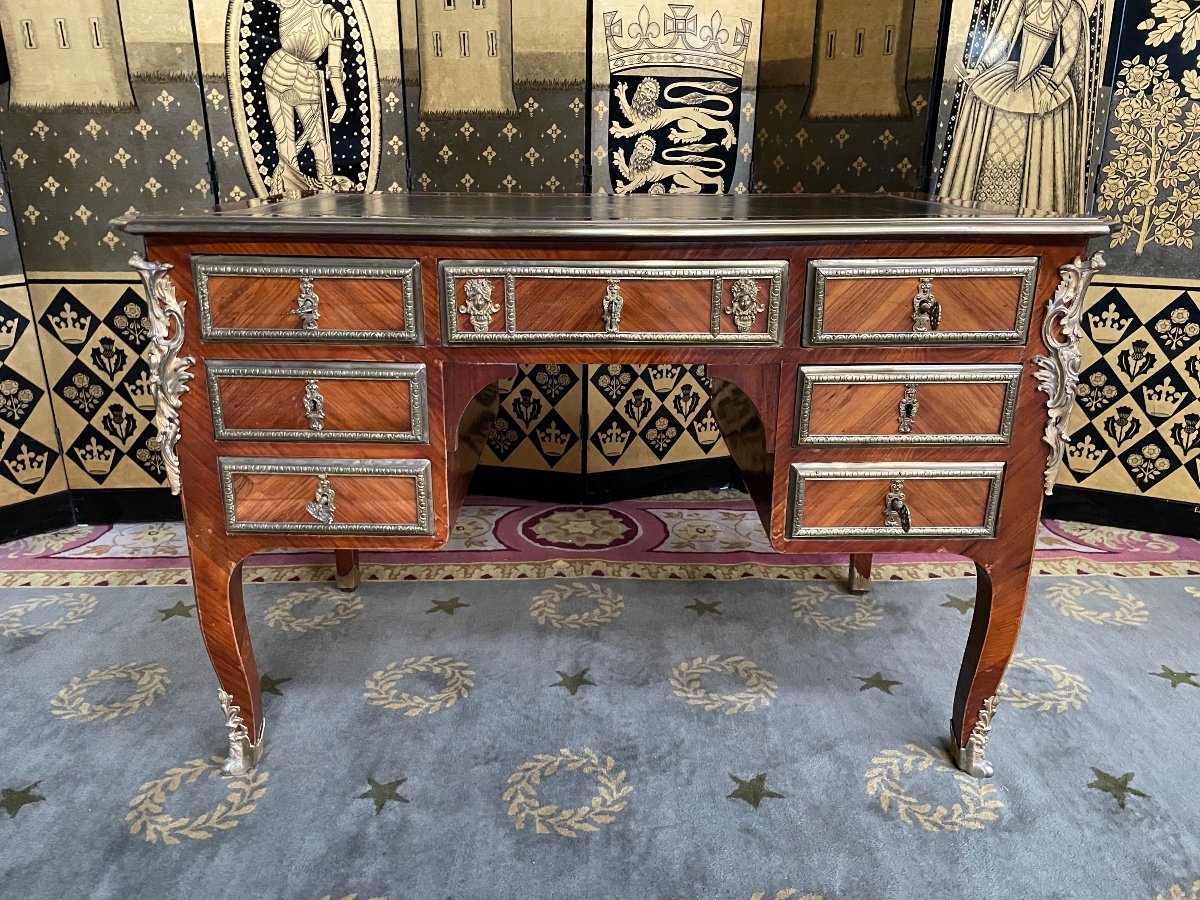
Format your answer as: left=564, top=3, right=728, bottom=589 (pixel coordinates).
left=612, top=135, right=726, bottom=195
left=610, top=78, right=738, bottom=149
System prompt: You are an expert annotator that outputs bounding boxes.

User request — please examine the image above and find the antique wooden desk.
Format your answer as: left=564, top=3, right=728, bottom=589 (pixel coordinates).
left=118, top=193, right=1108, bottom=779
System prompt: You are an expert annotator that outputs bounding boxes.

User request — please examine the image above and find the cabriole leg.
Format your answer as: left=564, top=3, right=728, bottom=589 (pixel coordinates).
left=191, top=551, right=264, bottom=775
left=951, top=553, right=1032, bottom=778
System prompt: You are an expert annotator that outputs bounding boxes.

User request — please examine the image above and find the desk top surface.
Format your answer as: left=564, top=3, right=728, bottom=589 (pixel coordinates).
left=118, top=192, right=1112, bottom=240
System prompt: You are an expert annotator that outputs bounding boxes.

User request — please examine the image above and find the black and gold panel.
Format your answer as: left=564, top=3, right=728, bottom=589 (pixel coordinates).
left=402, top=0, right=588, bottom=193
left=481, top=367, right=585, bottom=473
left=751, top=0, right=945, bottom=193
left=30, top=282, right=166, bottom=491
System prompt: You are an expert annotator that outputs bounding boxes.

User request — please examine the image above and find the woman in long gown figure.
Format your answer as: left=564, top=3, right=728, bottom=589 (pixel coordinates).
left=940, top=0, right=1098, bottom=215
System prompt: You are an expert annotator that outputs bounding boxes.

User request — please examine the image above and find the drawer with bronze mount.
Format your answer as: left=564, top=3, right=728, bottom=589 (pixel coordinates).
left=805, top=257, right=1038, bottom=346
left=440, top=260, right=787, bottom=344
left=218, top=457, right=435, bottom=536
left=193, top=255, right=422, bottom=342
left=795, top=365, right=1022, bottom=446
left=786, top=462, right=1005, bottom=540
left=207, top=361, right=428, bottom=443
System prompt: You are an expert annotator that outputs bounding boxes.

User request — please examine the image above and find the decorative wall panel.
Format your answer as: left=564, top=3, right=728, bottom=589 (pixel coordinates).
left=751, top=0, right=945, bottom=193
left=931, top=0, right=1118, bottom=215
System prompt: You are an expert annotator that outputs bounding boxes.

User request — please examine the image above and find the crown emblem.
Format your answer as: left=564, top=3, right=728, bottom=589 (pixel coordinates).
left=126, top=370, right=156, bottom=411
left=648, top=364, right=680, bottom=393
left=1087, top=302, right=1132, bottom=345
left=49, top=303, right=92, bottom=345
left=1066, top=435, right=1107, bottom=475
left=598, top=421, right=632, bottom=458
left=691, top=409, right=721, bottom=446
left=1142, top=377, right=1187, bottom=418
left=5, top=443, right=49, bottom=486
left=536, top=421, right=572, bottom=458
left=74, top=436, right=116, bottom=477
left=0, top=317, right=18, bottom=351
left=604, top=4, right=753, bottom=78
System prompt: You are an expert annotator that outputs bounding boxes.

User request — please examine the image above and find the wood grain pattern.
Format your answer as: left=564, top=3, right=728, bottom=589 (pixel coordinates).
left=796, top=476, right=995, bottom=530
left=804, top=381, right=1008, bottom=441
left=212, top=372, right=420, bottom=437
left=229, top=468, right=425, bottom=529
left=139, top=217, right=1094, bottom=775
left=818, top=273, right=1027, bottom=338
left=205, top=273, right=413, bottom=336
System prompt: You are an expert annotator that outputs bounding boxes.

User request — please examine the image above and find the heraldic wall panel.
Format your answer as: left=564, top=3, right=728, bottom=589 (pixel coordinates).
left=751, top=0, right=948, bottom=194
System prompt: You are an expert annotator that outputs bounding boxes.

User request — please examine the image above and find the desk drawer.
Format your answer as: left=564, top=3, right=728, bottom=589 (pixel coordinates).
left=218, top=457, right=434, bottom=535
left=787, top=462, right=1004, bottom=539
left=194, top=255, right=421, bottom=342
left=441, top=260, right=786, bottom=344
left=806, top=257, right=1037, bottom=346
left=796, top=365, right=1021, bottom=446
left=208, top=361, right=427, bottom=443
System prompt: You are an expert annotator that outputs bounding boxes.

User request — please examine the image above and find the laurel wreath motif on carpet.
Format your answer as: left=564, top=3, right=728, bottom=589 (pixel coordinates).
left=865, top=744, right=1003, bottom=832
left=529, top=582, right=624, bottom=629
left=503, top=748, right=633, bottom=837
left=126, top=757, right=269, bottom=844
left=790, top=584, right=883, bottom=632
left=364, top=656, right=475, bottom=716
left=670, top=655, right=778, bottom=715
left=264, top=587, right=364, bottom=632
left=51, top=662, right=169, bottom=721
left=1045, top=579, right=1149, bottom=627
left=0, top=592, right=97, bottom=637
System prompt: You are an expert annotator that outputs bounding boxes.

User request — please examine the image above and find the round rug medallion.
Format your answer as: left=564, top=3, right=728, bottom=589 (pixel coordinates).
left=520, top=506, right=638, bottom=550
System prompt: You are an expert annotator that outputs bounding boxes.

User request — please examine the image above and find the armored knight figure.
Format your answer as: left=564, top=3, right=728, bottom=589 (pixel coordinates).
left=262, top=0, right=350, bottom=193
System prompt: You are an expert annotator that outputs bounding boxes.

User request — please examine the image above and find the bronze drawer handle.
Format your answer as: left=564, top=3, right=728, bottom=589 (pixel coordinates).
left=898, top=383, right=919, bottom=434
left=912, top=278, right=941, bottom=333
left=602, top=278, right=624, bottom=333
left=303, top=380, right=326, bottom=431
left=460, top=278, right=501, bottom=332
left=724, top=278, right=766, bottom=333
left=883, top=479, right=911, bottom=533
left=289, top=277, right=321, bottom=330
left=305, top=475, right=336, bottom=526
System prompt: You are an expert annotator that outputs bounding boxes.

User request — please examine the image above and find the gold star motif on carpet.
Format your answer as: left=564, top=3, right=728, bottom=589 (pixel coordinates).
left=157, top=601, right=194, bottom=620
left=857, top=672, right=902, bottom=694
left=551, top=669, right=596, bottom=695
left=1087, top=768, right=1149, bottom=809
left=1, top=782, right=44, bottom=818
left=358, top=777, right=409, bottom=815
left=426, top=597, right=469, bottom=616
left=685, top=600, right=723, bottom=616
left=728, top=773, right=785, bottom=809
left=1150, top=665, right=1199, bottom=688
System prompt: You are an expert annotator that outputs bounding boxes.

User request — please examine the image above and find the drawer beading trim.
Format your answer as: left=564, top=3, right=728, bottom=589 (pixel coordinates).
left=805, top=257, right=1038, bottom=346
left=787, top=462, right=1005, bottom=539
left=440, top=260, right=787, bottom=345
left=207, top=361, right=428, bottom=443
left=194, top=256, right=422, bottom=343
left=219, top=457, right=434, bottom=535
left=795, top=365, right=1023, bottom=446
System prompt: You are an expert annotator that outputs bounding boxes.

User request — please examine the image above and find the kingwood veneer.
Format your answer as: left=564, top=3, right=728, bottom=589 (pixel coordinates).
left=118, top=192, right=1109, bottom=779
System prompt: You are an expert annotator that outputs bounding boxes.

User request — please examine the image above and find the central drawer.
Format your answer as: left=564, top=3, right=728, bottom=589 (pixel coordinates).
left=207, top=361, right=428, bottom=443
left=787, top=462, right=1005, bottom=539
left=218, top=457, right=434, bottom=535
left=440, top=260, right=787, bottom=344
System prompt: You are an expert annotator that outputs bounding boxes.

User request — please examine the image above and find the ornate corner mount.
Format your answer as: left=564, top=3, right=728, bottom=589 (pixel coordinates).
left=129, top=253, right=195, bottom=496
left=1033, top=252, right=1106, bottom=495
left=218, top=689, right=263, bottom=776
left=954, top=695, right=998, bottom=779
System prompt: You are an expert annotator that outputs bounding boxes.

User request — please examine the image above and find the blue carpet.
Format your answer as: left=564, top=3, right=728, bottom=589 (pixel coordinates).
left=1, top=529, right=1199, bottom=898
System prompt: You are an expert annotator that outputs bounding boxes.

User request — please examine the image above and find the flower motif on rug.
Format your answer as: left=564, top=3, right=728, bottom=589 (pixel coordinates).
left=1045, top=579, right=1150, bottom=627
left=126, top=757, right=269, bottom=844
left=51, top=662, right=169, bottom=722
left=521, top=507, right=637, bottom=549
left=363, top=656, right=475, bottom=716
left=264, top=587, right=364, bottom=633
left=997, top=653, right=1091, bottom=713
left=653, top=508, right=773, bottom=552
left=1054, top=521, right=1179, bottom=553
left=502, top=748, right=632, bottom=837
left=670, top=655, right=778, bottom=715
left=0, top=592, right=97, bottom=638
left=0, top=525, right=92, bottom=559
left=865, top=744, right=1004, bottom=832
left=530, top=582, right=624, bottom=629
left=59, top=523, right=188, bottom=558
left=791, top=584, right=884, bottom=632
left=445, top=506, right=513, bottom=550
